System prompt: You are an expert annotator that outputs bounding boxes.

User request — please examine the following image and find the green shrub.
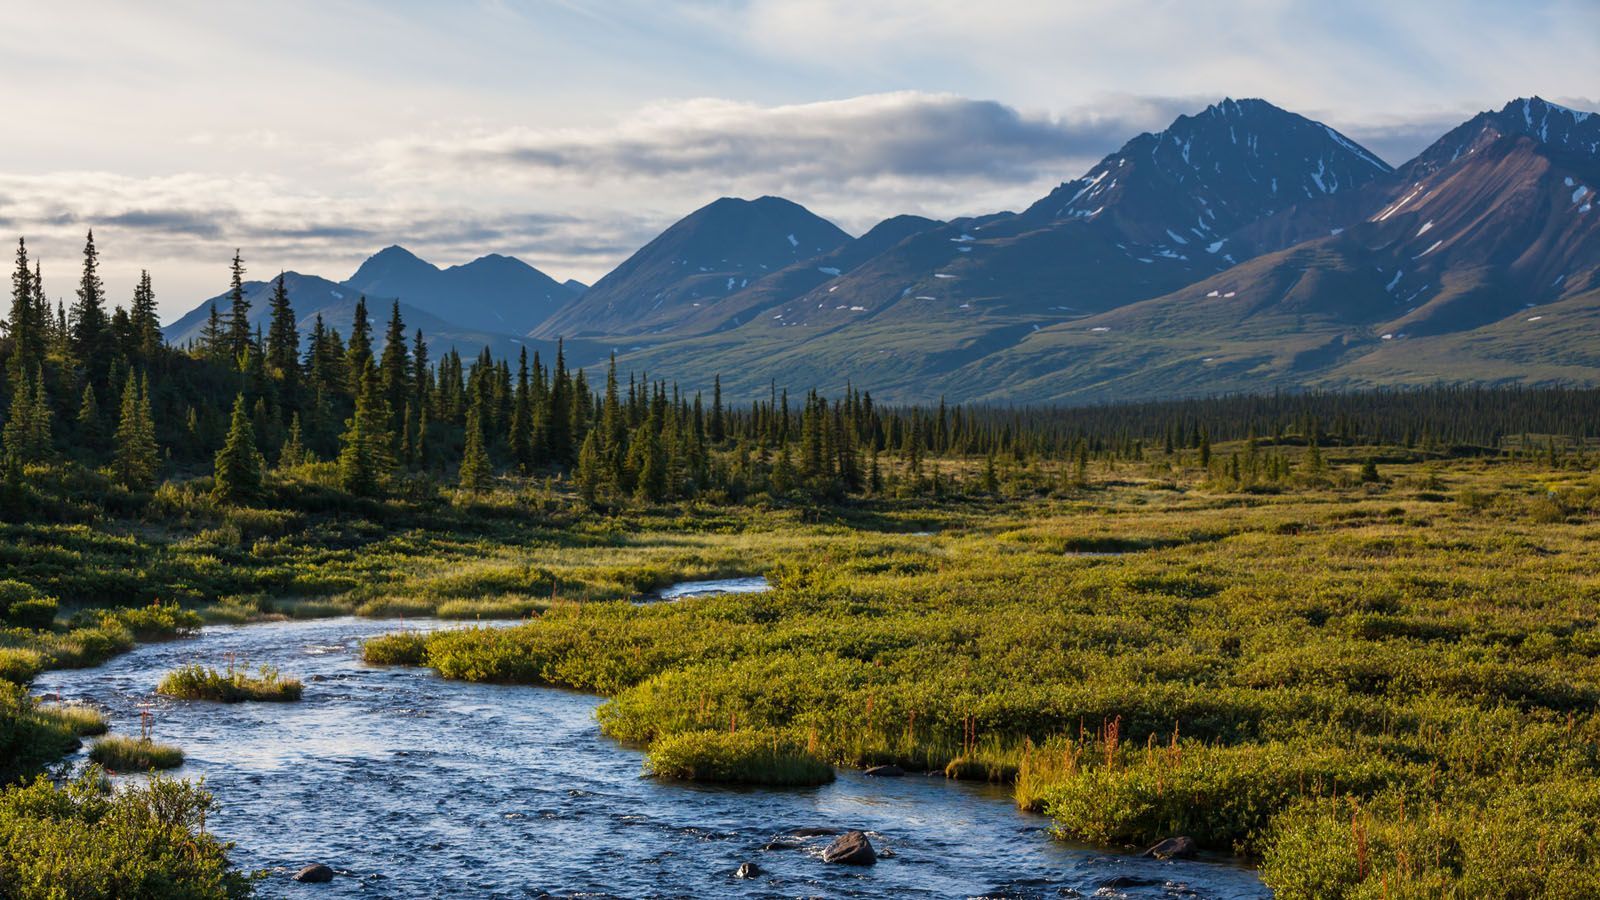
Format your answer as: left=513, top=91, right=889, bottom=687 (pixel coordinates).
left=5, top=598, right=57, bottom=630
left=361, top=632, right=429, bottom=666
left=0, top=770, right=251, bottom=898
left=0, top=682, right=84, bottom=783
left=646, top=729, right=835, bottom=786
left=0, top=648, right=44, bottom=684
left=88, top=735, right=185, bottom=771
left=157, top=664, right=302, bottom=702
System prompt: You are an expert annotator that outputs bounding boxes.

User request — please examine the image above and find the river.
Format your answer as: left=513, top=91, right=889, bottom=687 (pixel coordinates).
left=35, top=587, right=1267, bottom=899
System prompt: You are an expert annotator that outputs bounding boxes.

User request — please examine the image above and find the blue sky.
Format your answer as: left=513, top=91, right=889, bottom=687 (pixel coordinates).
left=0, top=0, right=1594, bottom=320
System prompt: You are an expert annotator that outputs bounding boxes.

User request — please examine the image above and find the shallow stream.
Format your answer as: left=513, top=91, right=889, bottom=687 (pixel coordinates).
left=35, top=588, right=1267, bottom=898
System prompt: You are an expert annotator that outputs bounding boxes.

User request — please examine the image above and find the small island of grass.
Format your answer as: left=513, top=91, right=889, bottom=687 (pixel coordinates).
left=157, top=663, right=303, bottom=702
left=89, top=735, right=184, bottom=771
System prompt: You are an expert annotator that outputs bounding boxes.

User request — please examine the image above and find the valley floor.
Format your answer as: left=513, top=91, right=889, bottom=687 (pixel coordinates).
left=6, top=448, right=1600, bottom=896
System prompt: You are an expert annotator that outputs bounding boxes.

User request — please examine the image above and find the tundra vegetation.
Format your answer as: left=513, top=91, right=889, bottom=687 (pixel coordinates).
left=157, top=663, right=303, bottom=703
left=6, top=241, right=1600, bottom=897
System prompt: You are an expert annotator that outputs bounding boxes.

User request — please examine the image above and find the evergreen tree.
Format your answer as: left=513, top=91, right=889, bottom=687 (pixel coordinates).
left=709, top=375, right=725, bottom=444
left=76, top=384, right=102, bottom=451
left=225, top=250, right=251, bottom=359
left=458, top=399, right=492, bottom=493
left=345, top=297, right=373, bottom=395
left=6, top=239, right=41, bottom=378
left=112, top=372, right=158, bottom=490
left=130, top=270, right=161, bottom=360
left=278, top=414, right=308, bottom=468
left=509, top=348, right=533, bottom=473
left=213, top=393, right=264, bottom=503
left=70, top=231, right=109, bottom=385
left=573, top=430, right=605, bottom=503
left=379, top=301, right=409, bottom=424
left=264, top=274, right=299, bottom=391
left=198, top=304, right=226, bottom=362
left=337, top=368, right=393, bottom=497
left=2, top=368, right=51, bottom=463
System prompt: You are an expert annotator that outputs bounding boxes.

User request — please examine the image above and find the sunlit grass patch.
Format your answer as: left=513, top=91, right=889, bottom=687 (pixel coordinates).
left=646, top=729, right=835, bottom=787
left=88, top=735, right=184, bottom=771
left=157, top=663, right=303, bottom=702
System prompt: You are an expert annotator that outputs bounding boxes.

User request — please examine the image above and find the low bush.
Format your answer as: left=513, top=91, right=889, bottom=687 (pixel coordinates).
left=646, top=729, right=835, bottom=786
left=362, top=632, right=429, bottom=666
left=0, top=648, right=44, bottom=684
left=0, top=770, right=251, bottom=898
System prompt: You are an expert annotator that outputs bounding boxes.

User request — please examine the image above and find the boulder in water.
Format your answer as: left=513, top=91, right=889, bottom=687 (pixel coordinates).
left=292, top=863, right=334, bottom=883
left=822, top=830, right=877, bottom=866
left=864, top=764, right=904, bottom=777
left=1144, top=836, right=1197, bottom=860
left=735, top=861, right=762, bottom=878
left=790, top=826, right=841, bottom=837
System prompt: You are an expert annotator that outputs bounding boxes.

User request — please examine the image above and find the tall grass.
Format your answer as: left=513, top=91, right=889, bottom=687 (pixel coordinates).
left=157, top=663, right=303, bottom=702
left=88, top=735, right=184, bottom=771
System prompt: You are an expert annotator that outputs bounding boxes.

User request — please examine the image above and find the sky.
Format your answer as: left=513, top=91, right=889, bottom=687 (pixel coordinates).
left=1, top=0, right=1595, bottom=323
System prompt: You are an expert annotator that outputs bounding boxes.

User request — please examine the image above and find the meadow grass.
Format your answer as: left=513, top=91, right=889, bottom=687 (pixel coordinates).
left=363, top=450, right=1600, bottom=895
left=8, top=443, right=1600, bottom=895
left=88, top=735, right=184, bottom=771
left=157, top=663, right=303, bottom=702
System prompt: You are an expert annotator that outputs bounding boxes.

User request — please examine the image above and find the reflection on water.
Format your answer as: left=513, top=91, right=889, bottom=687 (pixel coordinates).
left=35, top=614, right=1267, bottom=899
left=647, top=575, right=772, bottom=602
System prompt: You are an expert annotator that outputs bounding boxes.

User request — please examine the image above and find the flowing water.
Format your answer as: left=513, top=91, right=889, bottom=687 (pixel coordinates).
left=35, top=592, right=1268, bottom=899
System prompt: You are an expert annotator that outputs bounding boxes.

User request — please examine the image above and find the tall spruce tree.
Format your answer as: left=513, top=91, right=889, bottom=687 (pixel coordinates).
left=337, top=367, right=392, bottom=497
left=458, top=398, right=492, bottom=492
left=345, top=297, right=373, bottom=395
left=130, top=270, right=161, bottom=360
left=213, top=393, right=264, bottom=503
left=6, top=239, right=41, bottom=378
left=264, top=273, right=299, bottom=391
left=70, top=230, right=109, bottom=386
left=112, top=372, right=158, bottom=490
left=378, top=301, right=409, bottom=429
left=224, top=250, right=251, bottom=359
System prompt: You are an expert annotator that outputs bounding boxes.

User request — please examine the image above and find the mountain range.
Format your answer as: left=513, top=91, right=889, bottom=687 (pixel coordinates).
left=166, top=96, right=1600, bottom=403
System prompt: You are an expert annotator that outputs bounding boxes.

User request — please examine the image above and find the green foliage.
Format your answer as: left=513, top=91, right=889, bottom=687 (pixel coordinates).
left=361, top=632, right=429, bottom=666
left=212, top=394, right=263, bottom=503
left=156, top=664, right=302, bottom=703
left=0, top=682, right=93, bottom=783
left=0, top=770, right=252, bottom=897
left=646, top=729, right=835, bottom=786
left=0, top=649, right=44, bottom=685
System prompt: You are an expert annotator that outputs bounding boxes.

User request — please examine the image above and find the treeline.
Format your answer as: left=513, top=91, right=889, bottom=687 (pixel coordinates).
left=3, top=234, right=1600, bottom=510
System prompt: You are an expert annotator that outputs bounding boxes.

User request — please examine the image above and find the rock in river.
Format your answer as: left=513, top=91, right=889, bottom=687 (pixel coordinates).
left=292, top=863, right=335, bottom=883
left=822, top=831, right=877, bottom=866
left=864, top=765, right=904, bottom=777
left=735, top=861, right=763, bottom=878
left=1145, top=836, right=1198, bottom=860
